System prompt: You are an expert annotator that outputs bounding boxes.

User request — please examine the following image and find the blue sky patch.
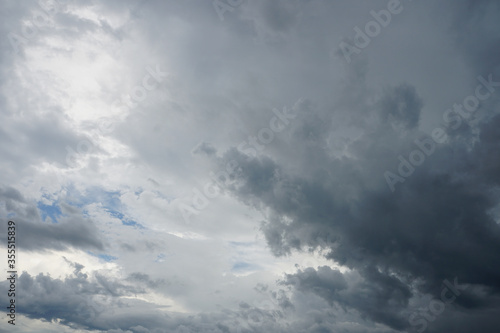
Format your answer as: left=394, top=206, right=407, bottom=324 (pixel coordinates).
left=64, top=185, right=144, bottom=228
left=231, top=262, right=258, bottom=272
left=37, top=201, right=62, bottom=223
left=88, top=251, right=118, bottom=262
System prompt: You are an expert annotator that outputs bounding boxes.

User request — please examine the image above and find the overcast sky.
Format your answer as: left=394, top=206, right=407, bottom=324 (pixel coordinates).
left=1, top=0, right=500, bottom=332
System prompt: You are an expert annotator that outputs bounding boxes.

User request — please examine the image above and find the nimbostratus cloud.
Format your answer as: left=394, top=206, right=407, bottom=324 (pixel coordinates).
left=1, top=0, right=500, bottom=332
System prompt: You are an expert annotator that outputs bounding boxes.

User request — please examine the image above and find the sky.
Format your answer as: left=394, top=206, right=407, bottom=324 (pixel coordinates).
left=0, top=0, right=500, bottom=332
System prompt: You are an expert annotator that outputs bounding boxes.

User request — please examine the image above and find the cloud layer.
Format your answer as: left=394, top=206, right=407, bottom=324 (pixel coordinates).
left=1, top=0, right=500, bottom=332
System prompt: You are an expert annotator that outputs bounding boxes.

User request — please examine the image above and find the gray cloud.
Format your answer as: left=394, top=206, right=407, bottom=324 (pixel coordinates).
left=219, top=91, right=500, bottom=330
left=378, top=83, right=423, bottom=133
left=0, top=265, right=160, bottom=332
left=2, top=0, right=500, bottom=332
left=215, top=16, right=500, bottom=329
left=283, top=266, right=412, bottom=330
left=0, top=185, right=104, bottom=252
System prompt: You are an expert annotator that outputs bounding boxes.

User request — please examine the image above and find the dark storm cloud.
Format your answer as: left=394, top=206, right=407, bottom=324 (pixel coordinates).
left=447, top=0, right=500, bottom=77
left=0, top=262, right=168, bottom=332
left=0, top=185, right=104, bottom=251
left=0, top=265, right=296, bottom=333
left=2, top=0, right=500, bottom=332
left=215, top=10, right=500, bottom=328
left=283, top=266, right=412, bottom=330
left=219, top=89, right=500, bottom=330
left=378, top=83, right=423, bottom=133
left=260, top=0, right=298, bottom=33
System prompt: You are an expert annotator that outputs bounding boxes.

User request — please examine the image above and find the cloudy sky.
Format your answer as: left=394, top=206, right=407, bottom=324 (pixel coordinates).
left=1, top=0, right=500, bottom=332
